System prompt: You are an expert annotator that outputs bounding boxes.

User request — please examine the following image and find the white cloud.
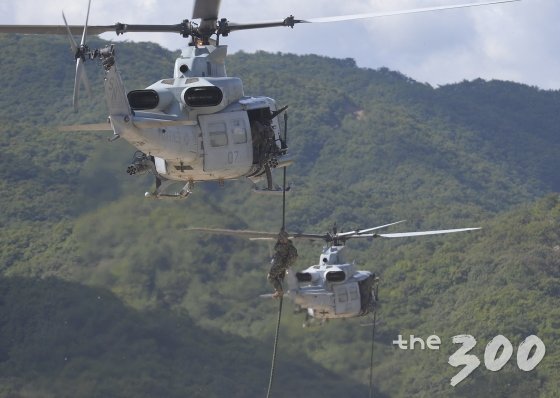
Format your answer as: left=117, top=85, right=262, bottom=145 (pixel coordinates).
left=1, top=0, right=558, bottom=89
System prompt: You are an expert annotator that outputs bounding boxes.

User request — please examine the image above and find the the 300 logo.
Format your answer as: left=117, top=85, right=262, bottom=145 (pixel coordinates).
left=392, top=334, right=546, bottom=386
left=448, top=334, right=545, bottom=386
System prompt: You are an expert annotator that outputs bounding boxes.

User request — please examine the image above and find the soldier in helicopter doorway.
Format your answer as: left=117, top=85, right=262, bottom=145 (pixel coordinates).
left=268, top=230, right=298, bottom=298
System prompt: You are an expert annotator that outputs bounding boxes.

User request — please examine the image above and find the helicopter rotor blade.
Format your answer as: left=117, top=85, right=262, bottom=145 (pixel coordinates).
left=186, top=227, right=279, bottom=240
left=291, top=233, right=330, bottom=241
left=378, top=227, right=481, bottom=238
left=68, top=0, right=93, bottom=112
left=0, top=23, right=198, bottom=39
left=63, top=12, right=90, bottom=112
left=354, top=227, right=481, bottom=239
left=81, top=0, right=91, bottom=47
left=186, top=227, right=327, bottom=241
left=336, top=220, right=406, bottom=238
left=80, top=1, right=93, bottom=97
left=247, top=233, right=328, bottom=242
left=0, top=24, right=117, bottom=35
left=62, top=12, right=79, bottom=53
left=73, top=58, right=86, bottom=111
left=187, top=225, right=480, bottom=243
left=301, top=0, right=520, bottom=23
left=221, top=0, right=519, bottom=34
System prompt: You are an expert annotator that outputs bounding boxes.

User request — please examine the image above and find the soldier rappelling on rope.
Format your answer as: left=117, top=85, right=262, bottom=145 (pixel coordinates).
left=268, top=229, right=298, bottom=298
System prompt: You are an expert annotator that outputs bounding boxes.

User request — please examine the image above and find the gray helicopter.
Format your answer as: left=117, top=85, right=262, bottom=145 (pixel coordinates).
left=189, top=221, right=480, bottom=324
left=0, top=0, right=519, bottom=198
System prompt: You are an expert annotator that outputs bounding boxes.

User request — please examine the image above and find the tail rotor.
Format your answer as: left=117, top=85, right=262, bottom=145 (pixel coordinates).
left=62, top=0, right=92, bottom=111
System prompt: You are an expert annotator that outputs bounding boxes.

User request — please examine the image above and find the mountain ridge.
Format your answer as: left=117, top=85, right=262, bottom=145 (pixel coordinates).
left=1, top=34, right=559, bottom=397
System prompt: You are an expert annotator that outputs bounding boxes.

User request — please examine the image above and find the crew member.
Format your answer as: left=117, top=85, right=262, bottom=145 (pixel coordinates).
left=268, top=230, right=298, bottom=298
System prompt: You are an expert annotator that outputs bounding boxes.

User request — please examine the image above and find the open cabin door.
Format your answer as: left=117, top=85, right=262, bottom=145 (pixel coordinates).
left=199, top=111, right=252, bottom=172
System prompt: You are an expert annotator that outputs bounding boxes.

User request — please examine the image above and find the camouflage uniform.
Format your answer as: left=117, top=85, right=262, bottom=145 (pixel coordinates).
left=358, top=274, right=377, bottom=315
left=251, top=119, right=277, bottom=166
left=268, top=231, right=298, bottom=296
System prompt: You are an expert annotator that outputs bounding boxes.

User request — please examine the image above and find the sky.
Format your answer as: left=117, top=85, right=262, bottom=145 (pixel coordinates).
left=1, top=0, right=558, bottom=90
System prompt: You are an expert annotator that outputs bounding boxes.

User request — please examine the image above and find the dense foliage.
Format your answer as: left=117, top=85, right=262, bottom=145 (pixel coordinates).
left=0, top=34, right=559, bottom=397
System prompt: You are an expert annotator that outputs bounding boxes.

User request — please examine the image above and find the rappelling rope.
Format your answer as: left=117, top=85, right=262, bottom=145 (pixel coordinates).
left=368, top=309, right=378, bottom=398
left=266, top=112, right=289, bottom=398
left=266, top=293, right=284, bottom=398
left=368, top=282, right=379, bottom=398
left=281, top=112, right=288, bottom=231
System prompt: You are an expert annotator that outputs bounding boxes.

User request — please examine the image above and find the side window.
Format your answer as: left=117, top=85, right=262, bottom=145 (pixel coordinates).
left=349, top=286, right=359, bottom=301
left=338, top=288, right=348, bottom=303
left=209, top=122, right=227, bottom=147
left=231, top=120, right=247, bottom=144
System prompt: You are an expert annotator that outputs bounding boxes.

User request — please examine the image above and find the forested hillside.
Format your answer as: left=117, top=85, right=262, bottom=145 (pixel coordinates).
left=1, top=34, right=559, bottom=397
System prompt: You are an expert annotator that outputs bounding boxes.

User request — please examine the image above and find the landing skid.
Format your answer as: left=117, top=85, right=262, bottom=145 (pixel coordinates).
left=145, top=178, right=193, bottom=199
left=252, top=165, right=291, bottom=194
left=252, top=185, right=291, bottom=195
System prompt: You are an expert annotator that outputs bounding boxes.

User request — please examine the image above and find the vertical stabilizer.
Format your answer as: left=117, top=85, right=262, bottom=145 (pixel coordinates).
left=102, top=46, right=132, bottom=119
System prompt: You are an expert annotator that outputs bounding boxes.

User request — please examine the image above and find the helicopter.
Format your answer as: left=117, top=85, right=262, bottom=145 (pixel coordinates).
left=0, top=0, right=520, bottom=198
left=188, top=221, right=480, bottom=325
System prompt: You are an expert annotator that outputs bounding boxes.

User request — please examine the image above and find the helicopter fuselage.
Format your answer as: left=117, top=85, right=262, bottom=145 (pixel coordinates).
left=284, top=245, right=377, bottom=320
left=103, top=44, right=290, bottom=196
